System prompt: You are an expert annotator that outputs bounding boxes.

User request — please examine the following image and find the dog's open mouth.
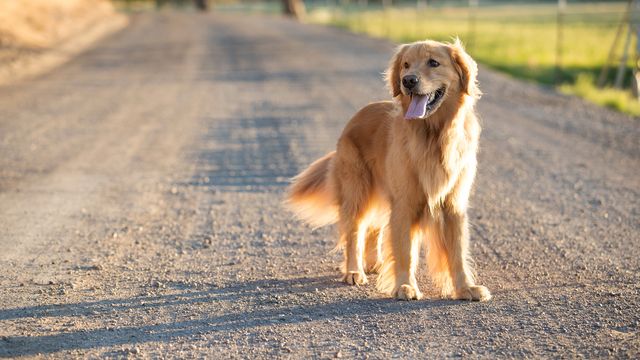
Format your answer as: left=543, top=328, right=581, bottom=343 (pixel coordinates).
left=405, top=86, right=446, bottom=120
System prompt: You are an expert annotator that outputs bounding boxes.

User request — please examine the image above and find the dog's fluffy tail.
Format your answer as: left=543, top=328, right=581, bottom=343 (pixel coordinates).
left=286, top=151, right=338, bottom=228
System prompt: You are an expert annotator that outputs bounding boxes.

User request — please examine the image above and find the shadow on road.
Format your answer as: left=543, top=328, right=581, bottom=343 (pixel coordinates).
left=0, top=276, right=463, bottom=356
left=182, top=116, right=308, bottom=191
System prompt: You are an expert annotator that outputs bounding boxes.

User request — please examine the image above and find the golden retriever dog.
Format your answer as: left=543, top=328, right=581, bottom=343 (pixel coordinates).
left=287, top=39, right=491, bottom=301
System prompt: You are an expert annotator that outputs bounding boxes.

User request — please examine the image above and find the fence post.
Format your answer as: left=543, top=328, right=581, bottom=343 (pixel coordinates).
left=468, top=0, right=478, bottom=54
left=384, top=0, right=392, bottom=38
left=598, top=0, right=633, bottom=88
left=554, top=0, right=566, bottom=84
left=614, top=20, right=633, bottom=88
left=634, top=5, right=640, bottom=98
left=417, top=0, right=428, bottom=39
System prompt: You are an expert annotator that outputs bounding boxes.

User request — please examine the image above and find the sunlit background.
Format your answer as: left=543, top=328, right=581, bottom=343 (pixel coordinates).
left=2, top=0, right=638, bottom=115
left=305, top=1, right=640, bottom=116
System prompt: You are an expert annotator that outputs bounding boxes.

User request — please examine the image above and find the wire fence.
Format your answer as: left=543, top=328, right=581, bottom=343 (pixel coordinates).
left=116, top=0, right=640, bottom=110
left=301, top=0, right=639, bottom=90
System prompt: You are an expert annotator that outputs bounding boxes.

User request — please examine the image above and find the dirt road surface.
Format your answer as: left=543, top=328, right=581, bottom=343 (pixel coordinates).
left=0, top=11, right=638, bottom=358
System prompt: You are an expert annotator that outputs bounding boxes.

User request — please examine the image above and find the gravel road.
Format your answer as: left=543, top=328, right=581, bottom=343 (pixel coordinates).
left=0, top=10, right=638, bottom=358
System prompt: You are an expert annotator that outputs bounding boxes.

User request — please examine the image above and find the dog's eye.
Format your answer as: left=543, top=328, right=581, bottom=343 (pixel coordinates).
left=403, top=62, right=410, bottom=69
left=428, top=59, right=440, bottom=68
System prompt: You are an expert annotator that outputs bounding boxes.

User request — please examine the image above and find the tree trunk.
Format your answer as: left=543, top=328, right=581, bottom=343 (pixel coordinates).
left=194, top=0, right=208, bottom=11
left=282, top=0, right=306, bottom=19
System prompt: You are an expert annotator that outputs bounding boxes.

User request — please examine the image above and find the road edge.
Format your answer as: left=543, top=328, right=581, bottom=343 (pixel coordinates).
left=0, top=13, right=129, bottom=87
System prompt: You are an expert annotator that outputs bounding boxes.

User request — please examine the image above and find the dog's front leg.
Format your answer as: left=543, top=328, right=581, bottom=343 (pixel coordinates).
left=379, top=202, right=423, bottom=300
left=441, top=209, right=491, bottom=301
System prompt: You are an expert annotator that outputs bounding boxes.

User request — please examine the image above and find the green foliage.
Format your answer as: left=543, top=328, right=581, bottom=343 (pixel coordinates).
left=560, top=73, right=640, bottom=116
left=307, top=3, right=639, bottom=116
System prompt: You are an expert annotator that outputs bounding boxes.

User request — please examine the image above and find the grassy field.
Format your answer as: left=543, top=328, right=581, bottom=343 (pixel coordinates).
left=307, top=2, right=640, bottom=116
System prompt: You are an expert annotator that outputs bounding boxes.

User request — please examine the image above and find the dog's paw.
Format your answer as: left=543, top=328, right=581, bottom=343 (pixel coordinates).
left=342, top=271, right=368, bottom=286
left=394, top=284, right=423, bottom=301
left=453, top=285, right=491, bottom=301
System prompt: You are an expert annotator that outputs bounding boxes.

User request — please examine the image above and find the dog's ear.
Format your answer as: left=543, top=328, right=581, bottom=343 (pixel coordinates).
left=449, top=38, right=480, bottom=98
left=386, top=44, right=409, bottom=98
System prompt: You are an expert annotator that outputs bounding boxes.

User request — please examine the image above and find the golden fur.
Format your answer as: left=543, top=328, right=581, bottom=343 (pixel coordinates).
left=287, top=39, right=491, bottom=301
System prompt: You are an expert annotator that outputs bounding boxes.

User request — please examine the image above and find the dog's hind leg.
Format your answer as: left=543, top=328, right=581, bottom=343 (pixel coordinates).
left=364, top=226, right=383, bottom=274
left=339, top=213, right=368, bottom=285
left=334, top=139, right=373, bottom=286
left=335, top=185, right=370, bottom=285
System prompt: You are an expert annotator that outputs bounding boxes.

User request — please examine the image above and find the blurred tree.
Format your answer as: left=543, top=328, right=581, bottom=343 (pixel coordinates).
left=194, top=0, right=208, bottom=10
left=282, top=0, right=305, bottom=18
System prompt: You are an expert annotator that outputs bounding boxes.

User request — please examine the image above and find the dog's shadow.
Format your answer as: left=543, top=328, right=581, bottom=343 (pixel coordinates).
left=0, top=275, right=463, bottom=356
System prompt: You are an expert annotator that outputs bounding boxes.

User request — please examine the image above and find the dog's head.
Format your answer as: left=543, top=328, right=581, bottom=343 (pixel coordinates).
left=386, top=39, right=479, bottom=120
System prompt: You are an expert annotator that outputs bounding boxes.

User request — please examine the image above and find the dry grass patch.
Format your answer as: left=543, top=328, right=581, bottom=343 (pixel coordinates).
left=0, top=0, right=115, bottom=49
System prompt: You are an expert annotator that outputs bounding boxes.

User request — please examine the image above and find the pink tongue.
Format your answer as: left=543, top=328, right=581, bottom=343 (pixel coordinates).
left=405, top=95, right=429, bottom=120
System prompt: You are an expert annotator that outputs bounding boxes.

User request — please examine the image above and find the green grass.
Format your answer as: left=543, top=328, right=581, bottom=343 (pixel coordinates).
left=306, top=3, right=640, bottom=117
left=560, top=73, right=640, bottom=115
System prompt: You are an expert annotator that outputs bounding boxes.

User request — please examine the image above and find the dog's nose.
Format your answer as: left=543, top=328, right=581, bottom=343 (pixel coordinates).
left=402, top=75, right=419, bottom=90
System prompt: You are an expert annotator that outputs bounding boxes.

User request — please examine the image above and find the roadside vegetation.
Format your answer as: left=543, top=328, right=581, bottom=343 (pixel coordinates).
left=306, top=2, right=640, bottom=116
left=0, top=0, right=115, bottom=50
